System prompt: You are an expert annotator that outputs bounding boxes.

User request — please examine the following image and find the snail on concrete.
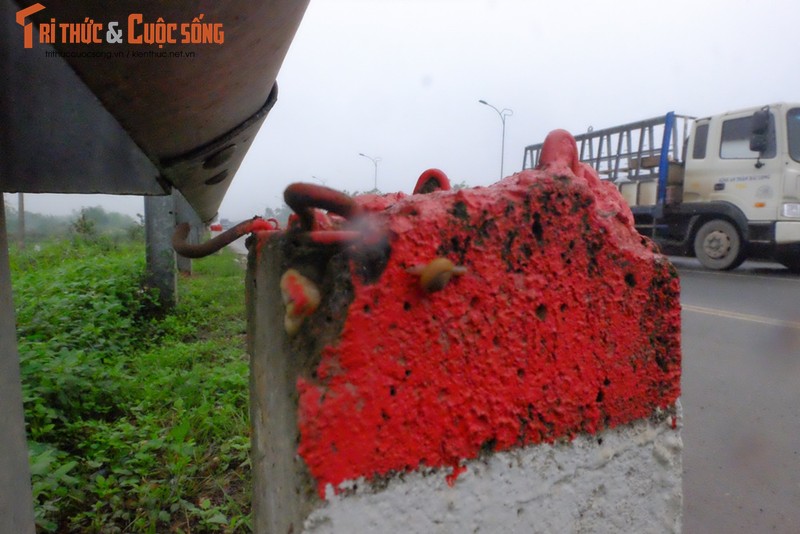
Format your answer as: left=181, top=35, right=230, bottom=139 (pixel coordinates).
left=406, top=257, right=467, bottom=292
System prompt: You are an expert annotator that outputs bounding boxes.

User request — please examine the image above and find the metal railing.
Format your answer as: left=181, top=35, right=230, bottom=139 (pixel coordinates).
left=523, top=113, right=695, bottom=183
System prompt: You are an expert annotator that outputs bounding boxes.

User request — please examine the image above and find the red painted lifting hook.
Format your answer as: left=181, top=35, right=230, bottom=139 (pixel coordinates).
left=413, top=169, right=451, bottom=195
left=284, top=182, right=362, bottom=230
left=284, top=183, right=372, bottom=245
left=172, top=217, right=280, bottom=258
left=174, top=172, right=453, bottom=259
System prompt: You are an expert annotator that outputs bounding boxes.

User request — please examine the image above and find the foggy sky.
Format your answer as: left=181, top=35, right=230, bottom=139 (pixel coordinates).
left=8, top=0, right=800, bottom=221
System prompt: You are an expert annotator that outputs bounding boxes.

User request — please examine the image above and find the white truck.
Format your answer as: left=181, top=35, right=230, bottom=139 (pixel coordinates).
left=522, top=103, right=800, bottom=271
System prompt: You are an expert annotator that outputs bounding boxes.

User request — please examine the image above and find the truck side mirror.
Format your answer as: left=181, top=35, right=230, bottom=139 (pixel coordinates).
left=750, top=109, right=770, bottom=153
left=750, top=133, right=768, bottom=154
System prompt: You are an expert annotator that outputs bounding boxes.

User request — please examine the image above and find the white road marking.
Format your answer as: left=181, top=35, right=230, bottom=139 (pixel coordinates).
left=682, top=304, right=800, bottom=330
left=676, top=268, right=798, bottom=283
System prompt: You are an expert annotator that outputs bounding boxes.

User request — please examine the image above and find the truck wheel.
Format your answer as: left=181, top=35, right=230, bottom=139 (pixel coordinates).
left=693, top=219, right=745, bottom=270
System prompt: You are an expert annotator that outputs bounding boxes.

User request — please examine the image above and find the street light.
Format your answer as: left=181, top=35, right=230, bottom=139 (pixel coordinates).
left=358, top=152, right=381, bottom=191
left=479, top=99, right=513, bottom=180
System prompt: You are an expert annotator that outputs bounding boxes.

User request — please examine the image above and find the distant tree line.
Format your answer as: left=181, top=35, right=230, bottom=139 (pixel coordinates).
left=3, top=203, right=142, bottom=243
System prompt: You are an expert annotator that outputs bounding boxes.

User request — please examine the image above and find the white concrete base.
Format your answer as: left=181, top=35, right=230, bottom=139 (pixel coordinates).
left=304, top=403, right=682, bottom=534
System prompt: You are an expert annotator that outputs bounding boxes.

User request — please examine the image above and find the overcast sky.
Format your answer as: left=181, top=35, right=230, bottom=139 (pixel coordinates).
left=8, top=0, right=800, bottom=221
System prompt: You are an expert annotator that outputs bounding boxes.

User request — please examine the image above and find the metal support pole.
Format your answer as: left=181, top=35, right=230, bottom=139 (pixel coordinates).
left=144, top=196, right=177, bottom=309
left=173, top=191, right=203, bottom=275
left=0, top=204, right=36, bottom=533
left=500, top=117, right=507, bottom=179
left=17, top=193, right=24, bottom=250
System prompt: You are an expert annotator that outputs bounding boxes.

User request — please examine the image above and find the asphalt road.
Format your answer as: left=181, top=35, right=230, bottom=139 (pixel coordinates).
left=675, top=257, right=800, bottom=533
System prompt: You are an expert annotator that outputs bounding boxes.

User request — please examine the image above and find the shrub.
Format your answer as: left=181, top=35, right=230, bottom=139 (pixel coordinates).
left=11, top=240, right=251, bottom=532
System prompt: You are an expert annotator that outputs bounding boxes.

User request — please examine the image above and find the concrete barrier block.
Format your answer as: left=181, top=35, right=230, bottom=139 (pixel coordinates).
left=248, top=129, right=682, bottom=533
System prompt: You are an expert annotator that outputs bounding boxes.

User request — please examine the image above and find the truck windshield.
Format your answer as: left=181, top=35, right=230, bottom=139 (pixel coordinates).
left=788, top=108, right=800, bottom=162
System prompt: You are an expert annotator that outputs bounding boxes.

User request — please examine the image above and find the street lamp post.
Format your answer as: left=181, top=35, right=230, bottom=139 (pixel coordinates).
left=479, top=99, right=513, bottom=180
left=358, top=152, right=381, bottom=191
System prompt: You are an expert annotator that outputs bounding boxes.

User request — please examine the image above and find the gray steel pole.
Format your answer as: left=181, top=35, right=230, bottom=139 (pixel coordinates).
left=17, top=193, right=24, bottom=249
left=173, top=190, right=203, bottom=275
left=359, top=153, right=381, bottom=191
left=0, top=204, right=36, bottom=534
left=479, top=100, right=514, bottom=180
left=144, top=196, right=177, bottom=309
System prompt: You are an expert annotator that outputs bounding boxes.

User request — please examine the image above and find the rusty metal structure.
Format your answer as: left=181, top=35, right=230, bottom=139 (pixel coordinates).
left=1, top=0, right=310, bottom=220
left=1, top=2, right=309, bottom=531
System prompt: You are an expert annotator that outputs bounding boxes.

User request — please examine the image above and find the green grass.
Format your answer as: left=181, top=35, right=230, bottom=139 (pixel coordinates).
left=11, top=238, right=251, bottom=533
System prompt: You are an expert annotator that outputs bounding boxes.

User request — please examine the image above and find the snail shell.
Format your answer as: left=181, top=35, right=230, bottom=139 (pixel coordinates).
left=408, top=257, right=467, bottom=292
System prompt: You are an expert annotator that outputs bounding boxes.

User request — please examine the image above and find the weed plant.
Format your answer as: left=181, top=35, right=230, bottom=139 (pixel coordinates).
left=10, top=237, right=251, bottom=532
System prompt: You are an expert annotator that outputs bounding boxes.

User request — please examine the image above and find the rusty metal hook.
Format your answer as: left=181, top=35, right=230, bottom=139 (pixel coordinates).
left=172, top=217, right=279, bottom=258
left=284, top=183, right=362, bottom=230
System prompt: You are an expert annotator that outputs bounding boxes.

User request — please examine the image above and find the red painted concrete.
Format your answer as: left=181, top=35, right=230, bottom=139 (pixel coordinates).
left=294, top=130, right=681, bottom=496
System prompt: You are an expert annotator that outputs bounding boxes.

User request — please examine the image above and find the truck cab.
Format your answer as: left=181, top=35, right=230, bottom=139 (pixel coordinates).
left=681, top=104, right=800, bottom=270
